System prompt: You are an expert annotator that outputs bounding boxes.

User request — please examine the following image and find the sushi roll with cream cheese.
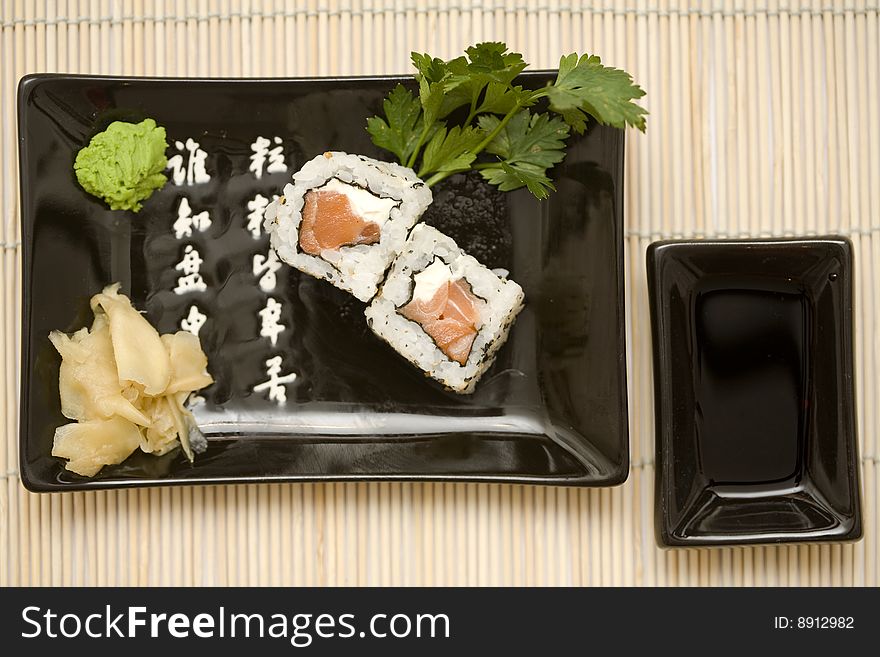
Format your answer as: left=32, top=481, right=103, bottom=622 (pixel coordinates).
left=365, top=224, right=524, bottom=393
left=263, top=151, right=432, bottom=302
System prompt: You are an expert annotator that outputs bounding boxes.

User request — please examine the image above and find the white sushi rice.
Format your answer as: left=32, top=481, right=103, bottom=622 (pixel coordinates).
left=365, top=224, right=525, bottom=394
left=263, top=152, right=433, bottom=302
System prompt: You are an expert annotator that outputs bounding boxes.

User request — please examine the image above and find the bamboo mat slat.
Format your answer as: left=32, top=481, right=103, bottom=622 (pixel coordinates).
left=1, top=0, right=878, bottom=587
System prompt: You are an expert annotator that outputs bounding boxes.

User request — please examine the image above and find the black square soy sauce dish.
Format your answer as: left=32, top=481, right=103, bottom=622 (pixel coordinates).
left=18, top=73, right=629, bottom=491
left=647, top=237, right=861, bottom=547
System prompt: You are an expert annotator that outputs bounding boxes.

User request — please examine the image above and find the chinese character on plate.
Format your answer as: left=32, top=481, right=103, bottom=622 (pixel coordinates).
left=246, top=193, right=270, bottom=239
left=258, top=297, right=285, bottom=346
left=180, top=304, right=208, bottom=336
left=174, top=245, right=207, bottom=294
left=253, top=355, right=297, bottom=404
left=249, top=136, right=287, bottom=179
left=167, top=138, right=211, bottom=186
left=253, top=249, right=282, bottom=292
left=173, top=197, right=212, bottom=239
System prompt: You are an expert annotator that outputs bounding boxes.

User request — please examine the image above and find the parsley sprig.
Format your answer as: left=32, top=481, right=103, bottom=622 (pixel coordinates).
left=367, top=42, right=646, bottom=199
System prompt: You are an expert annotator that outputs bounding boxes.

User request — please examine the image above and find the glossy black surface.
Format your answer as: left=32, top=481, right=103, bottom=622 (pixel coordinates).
left=648, top=238, right=861, bottom=546
left=19, top=73, right=629, bottom=491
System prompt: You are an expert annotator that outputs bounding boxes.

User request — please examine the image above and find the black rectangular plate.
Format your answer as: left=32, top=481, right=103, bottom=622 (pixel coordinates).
left=19, top=73, right=629, bottom=491
left=648, top=238, right=861, bottom=546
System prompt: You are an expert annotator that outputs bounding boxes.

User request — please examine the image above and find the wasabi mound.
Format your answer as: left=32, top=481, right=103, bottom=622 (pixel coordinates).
left=74, top=118, right=169, bottom=212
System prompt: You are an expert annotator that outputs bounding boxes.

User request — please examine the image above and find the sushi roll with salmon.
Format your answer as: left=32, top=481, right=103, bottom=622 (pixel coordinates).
left=365, top=224, right=524, bottom=393
left=264, top=151, right=433, bottom=302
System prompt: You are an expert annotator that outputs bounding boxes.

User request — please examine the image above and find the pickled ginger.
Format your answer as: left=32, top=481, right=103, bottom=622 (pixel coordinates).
left=50, top=284, right=213, bottom=477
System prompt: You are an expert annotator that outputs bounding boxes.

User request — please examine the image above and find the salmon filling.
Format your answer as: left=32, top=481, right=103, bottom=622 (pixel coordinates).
left=400, top=277, right=482, bottom=365
left=298, top=189, right=381, bottom=256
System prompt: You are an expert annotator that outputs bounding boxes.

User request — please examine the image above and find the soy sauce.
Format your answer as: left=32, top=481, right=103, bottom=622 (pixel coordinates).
left=694, top=286, right=810, bottom=486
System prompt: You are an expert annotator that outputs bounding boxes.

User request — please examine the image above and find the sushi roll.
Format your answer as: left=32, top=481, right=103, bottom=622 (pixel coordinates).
left=264, top=151, right=432, bottom=302
left=365, top=224, right=525, bottom=394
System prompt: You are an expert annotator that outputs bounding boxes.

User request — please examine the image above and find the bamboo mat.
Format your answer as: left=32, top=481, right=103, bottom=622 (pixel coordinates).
left=1, top=0, right=878, bottom=587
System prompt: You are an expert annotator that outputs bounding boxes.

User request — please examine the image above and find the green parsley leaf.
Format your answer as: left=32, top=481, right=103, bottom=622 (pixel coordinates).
left=410, top=52, right=447, bottom=83
left=418, top=76, right=445, bottom=128
left=411, top=53, right=476, bottom=119
left=477, top=110, right=569, bottom=198
left=479, top=110, right=569, bottom=163
left=476, top=82, right=534, bottom=116
left=463, top=42, right=526, bottom=86
left=366, top=84, right=423, bottom=164
left=436, top=57, right=475, bottom=118
left=418, top=125, right=483, bottom=177
left=439, top=43, right=528, bottom=119
left=465, top=42, right=509, bottom=72
left=544, top=53, right=647, bottom=133
left=480, top=161, right=556, bottom=200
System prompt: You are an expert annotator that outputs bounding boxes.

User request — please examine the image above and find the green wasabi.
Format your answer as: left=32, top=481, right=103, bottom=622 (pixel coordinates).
left=74, top=118, right=169, bottom=212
